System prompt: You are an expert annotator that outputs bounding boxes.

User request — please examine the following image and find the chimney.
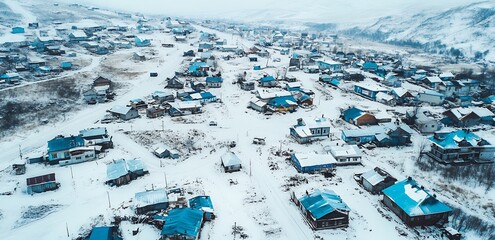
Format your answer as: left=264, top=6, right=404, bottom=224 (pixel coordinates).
left=297, top=118, right=304, bottom=126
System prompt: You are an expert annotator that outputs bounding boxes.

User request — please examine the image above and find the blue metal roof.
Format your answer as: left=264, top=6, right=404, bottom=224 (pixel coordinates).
left=161, top=208, right=203, bottom=237
left=342, top=107, right=363, bottom=122
left=268, top=95, right=297, bottom=108
left=188, top=62, right=208, bottom=73
left=47, top=136, right=85, bottom=153
left=206, top=77, right=223, bottom=83
left=89, top=226, right=112, bottom=240
left=428, top=130, right=483, bottom=149
left=299, top=189, right=350, bottom=219
left=260, top=76, right=275, bottom=82
left=200, top=91, right=215, bottom=99
left=382, top=178, right=452, bottom=217
left=107, top=159, right=146, bottom=180
left=189, top=196, right=214, bottom=211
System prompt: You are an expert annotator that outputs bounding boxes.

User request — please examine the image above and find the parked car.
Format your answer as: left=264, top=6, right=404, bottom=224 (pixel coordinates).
left=209, top=121, right=217, bottom=126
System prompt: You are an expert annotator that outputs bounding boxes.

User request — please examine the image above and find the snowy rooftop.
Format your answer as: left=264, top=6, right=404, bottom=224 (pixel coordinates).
left=221, top=152, right=241, bottom=167
left=298, top=189, right=350, bottom=220
left=135, top=188, right=168, bottom=207
left=109, top=105, right=132, bottom=115
left=382, top=178, right=452, bottom=217
left=292, top=153, right=337, bottom=167
left=328, top=144, right=362, bottom=158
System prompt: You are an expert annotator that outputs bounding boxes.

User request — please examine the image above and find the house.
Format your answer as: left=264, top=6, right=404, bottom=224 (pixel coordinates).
left=129, top=98, right=148, bottom=109
left=205, top=76, right=223, bottom=88
left=267, top=95, right=298, bottom=112
left=391, top=88, right=414, bottom=105
left=290, top=117, right=331, bottom=144
left=442, top=107, right=495, bottom=127
left=165, top=76, right=185, bottom=89
left=354, top=82, right=388, bottom=101
left=406, top=110, right=442, bottom=134
left=290, top=153, right=336, bottom=173
left=106, top=159, right=148, bottom=186
left=248, top=98, right=268, bottom=113
left=79, top=127, right=113, bottom=149
left=169, top=101, right=202, bottom=117
left=382, top=177, right=452, bottom=226
left=88, top=226, right=121, bottom=240
left=341, top=107, right=378, bottom=126
left=428, top=130, right=495, bottom=164
left=108, top=106, right=139, bottom=120
left=11, top=27, right=25, bottom=34
left=161, top=208, right=204, bottom=240
left=221, top=152, right=242, bottom=173
left=240, top=81, right=255, bottom=91
left=188, top=62, right=209, bottom=77
left=326, top=142, right=363, bottom=165
left=59, top=146, right=97, bottom=166
left=292, top=189, right=350, bottom=230
left=0, top=72, right=20, bottom=83
left=28, top=22, right=39, bottom=29
left=152, top=91, right=175, bottom=103
left=189, top=196, right=215, bottom=221
left=341, top=122, right=413, bottom=146
left=146, top=106, right=166, bottom=118
left=135, top=188, right=169, bottom=214
left=376, top=92, right=396, bottom=106
left=439, top=72, right=455, bottom=81
left=362, top=61, right=378, bottom=72
left=190, top=81, right=207, bottom=92
left=259, top=75, right=277, bottom=87
left=423, top=76, right=442, bottom=89
left=69, top=30, right=88, bottom=41
left=317, top=59, right=342, bottom=72
left=186, top=91, right=217, bottom=104
left=153, top=144, right=179, bottom=159
left=93, top=76, right=112, bottom=88
left=135, top=36, right=151, bottom=47
left=26, top=173, right=60, bottom=194
left=247, top=54, right=258, bottom=62
left=416, top=90, right=444, bottom=106
left=47, top=135, right=85, bottom=163
left=360, top=167, right=397, bottom=194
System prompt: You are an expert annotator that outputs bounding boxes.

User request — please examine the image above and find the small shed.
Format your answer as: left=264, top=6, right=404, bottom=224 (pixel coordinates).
left=13, top=163, right=26, bottom=175
left=221, top=152, right=242, bottom=173
left=106, top=159, right=148, bottom=186
left=26, top=173, right=60, bottom=194
left=360, top=167, right=397, bottom=194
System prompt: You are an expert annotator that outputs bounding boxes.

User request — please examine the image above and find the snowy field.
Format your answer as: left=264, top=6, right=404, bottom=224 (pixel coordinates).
left=0, top=1, right=494, bottom=240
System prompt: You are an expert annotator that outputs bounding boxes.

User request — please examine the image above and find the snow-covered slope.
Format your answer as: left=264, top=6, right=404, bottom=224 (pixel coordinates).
left=345, top=1, right=495, bottom=61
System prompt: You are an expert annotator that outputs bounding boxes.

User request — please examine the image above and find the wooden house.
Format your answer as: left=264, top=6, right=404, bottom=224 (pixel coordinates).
left=106, top=159, right=148, bottom=186
left=135, top=188, right=169, bottom=214
left=169, top=101, right=202, bottom=117
left=146, top=106, right=166, bottom=118
left=341, top=107, right=378, bottom=126
left=108, top=106, right=139, bottom=120
left=165, top=76, right=185, bottom=89
left=292, top=189, right=350, bottom=230
left=428, top=130, right=495, bottom=164
left=354, top=82, right=388, bottom=101
left=360, top=167, right=396, bottom=194
left=382, top=178, right=452, bottom=226
left=442, top=107, right=494, bottom=127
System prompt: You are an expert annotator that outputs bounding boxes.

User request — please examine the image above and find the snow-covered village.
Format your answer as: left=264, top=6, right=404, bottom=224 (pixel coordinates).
left=0, top=0, right=494, bottom=240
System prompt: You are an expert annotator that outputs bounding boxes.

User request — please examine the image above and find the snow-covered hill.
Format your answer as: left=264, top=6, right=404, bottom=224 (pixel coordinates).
left=344, top=1, right=495, bottom=61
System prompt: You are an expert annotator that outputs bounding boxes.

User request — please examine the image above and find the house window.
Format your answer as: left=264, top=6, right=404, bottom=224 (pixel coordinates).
left=76, top=156, right=81, bottom=160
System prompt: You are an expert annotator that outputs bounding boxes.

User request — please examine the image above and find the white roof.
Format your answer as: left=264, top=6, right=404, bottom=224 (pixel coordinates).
left=135, top=188, right=168, bottom=207
left=361, top=169, right=386, bottom=186
left=286, top=82, right=302, bottom=88
left=256, top=89, right=291, bottom=100
left=109, top=105, right=132, bottom=115
left=376, top=92, right=394, bottom=101
left=292, top=153, right=337, bottom=167
left=172, top=101, right=201, bottom=109
left=329, top=145, right=362, bottom=158
left=355, top=82, right=388, bottom=92
left=439, top=72, right=455, bottom=78
left=426, top=76, right=442, bottom=83
left=221, top=152, right=241, bottom=167
left=70, top=30, right=87, bottom=38
left=249, top=98, right=267, bottom=108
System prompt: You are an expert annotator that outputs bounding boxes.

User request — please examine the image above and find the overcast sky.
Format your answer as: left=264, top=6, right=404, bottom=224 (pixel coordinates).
left=75, top=0, right=480, bottom=24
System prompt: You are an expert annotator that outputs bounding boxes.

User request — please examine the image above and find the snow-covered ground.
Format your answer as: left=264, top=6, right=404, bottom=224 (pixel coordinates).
left=0, top=2, right=494, bottom=240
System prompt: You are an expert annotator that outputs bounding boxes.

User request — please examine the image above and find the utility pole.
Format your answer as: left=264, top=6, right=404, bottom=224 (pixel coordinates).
left=164, top=172, right=168, bottom=189
left=233, top=222, right=236, bottom=240
left=66, top=222, right=69, bottom=237
left=107, top=191, right=111, bottom=208
left=18, top=144, right=22, bottom=161
left=162, top=120, right=164, bottom=131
